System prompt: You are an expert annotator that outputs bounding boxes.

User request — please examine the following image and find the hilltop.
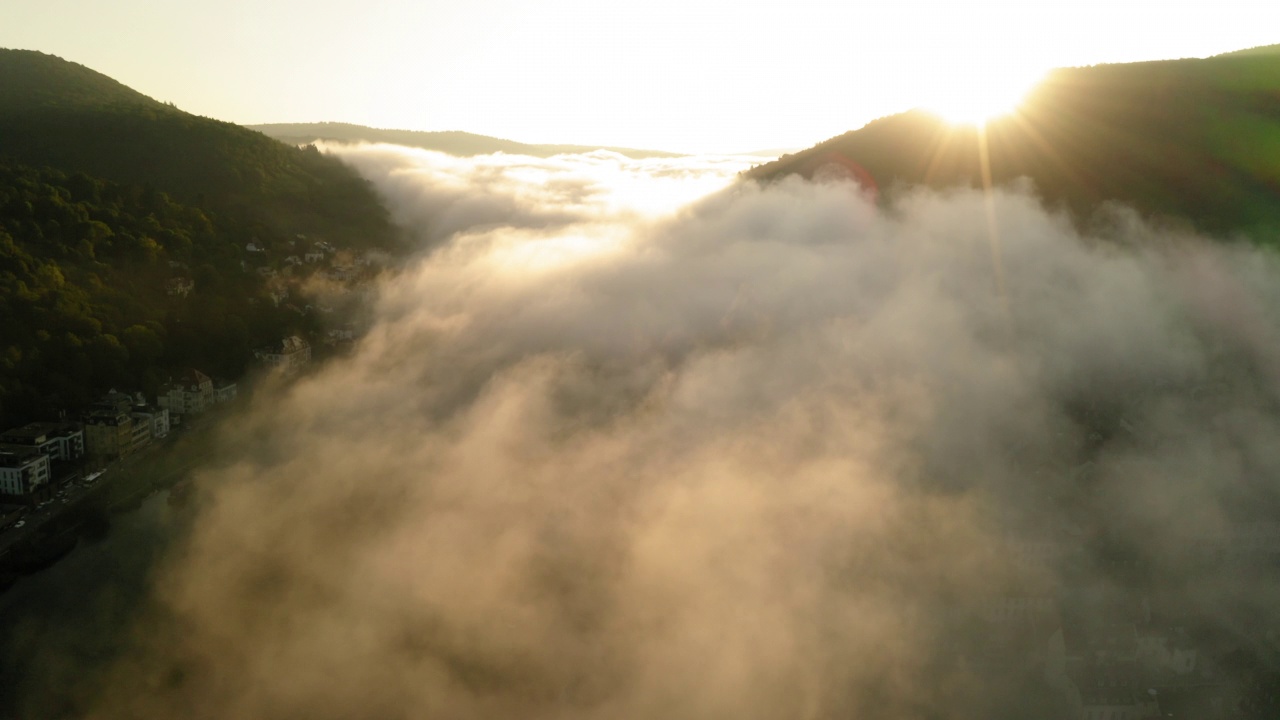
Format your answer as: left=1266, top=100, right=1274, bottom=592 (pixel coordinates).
left=248, top=122, right=684, bottom=159
left=749, top=50, right=1280, bottom=240
left=0, top=50, right=166, bottom=114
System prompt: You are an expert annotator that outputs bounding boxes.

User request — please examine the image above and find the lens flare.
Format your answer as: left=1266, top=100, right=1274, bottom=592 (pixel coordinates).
left=921, top=68, right=1046, bottom=127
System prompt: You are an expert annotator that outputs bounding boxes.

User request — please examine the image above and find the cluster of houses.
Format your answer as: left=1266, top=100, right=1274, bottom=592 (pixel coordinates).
left=0, top=332, right=314, bottom=511
left=244, top=237, right=380, bottom=287
left=0, top=371, right=237, bottom=505
left=167, top=234, right=379, bottom=311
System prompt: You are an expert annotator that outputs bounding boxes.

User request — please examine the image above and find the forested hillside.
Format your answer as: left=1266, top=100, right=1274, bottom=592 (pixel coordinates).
left=0, top=162, right=310, bottom=423
left=0, top=50, right=402, bottom=425
left=750, top=50, right=1280, bottom=241
left=0, top=50, right=397, bottom=248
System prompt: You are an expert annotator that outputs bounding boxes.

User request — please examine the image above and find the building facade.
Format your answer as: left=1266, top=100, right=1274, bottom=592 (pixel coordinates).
left=132, top=406, right=170, bottom=441
left=158, top=369, right=214, bottom=420
left=214, top=380, right=238, bottom=404
left=83, top=410, right=134, bottom=460
left=84, top=392, right=136, bottom=460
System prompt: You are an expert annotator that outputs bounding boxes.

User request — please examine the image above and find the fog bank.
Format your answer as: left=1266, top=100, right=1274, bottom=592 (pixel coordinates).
left=51, top=147, right=1280, bottom=718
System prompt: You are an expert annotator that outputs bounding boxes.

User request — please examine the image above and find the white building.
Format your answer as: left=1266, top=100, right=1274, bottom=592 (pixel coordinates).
left=132, top=405, right=170, bottom=441
left=158, top=369, right=215, bottom=421
left=255, top=336, right=311, bottom=375
left=0, top=445, right=51, bottom=497
left=0, top=422, right=85, bottom=462
left=214, top=379, right=238, bottom=404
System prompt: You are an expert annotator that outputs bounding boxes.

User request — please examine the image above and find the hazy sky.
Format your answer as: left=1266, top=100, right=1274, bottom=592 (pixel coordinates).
left=2, top=1, right=1278, bottom=157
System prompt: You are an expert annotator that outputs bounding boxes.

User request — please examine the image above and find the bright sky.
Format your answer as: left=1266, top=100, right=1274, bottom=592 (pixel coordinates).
left=3, top=0, right=1278, bottom=154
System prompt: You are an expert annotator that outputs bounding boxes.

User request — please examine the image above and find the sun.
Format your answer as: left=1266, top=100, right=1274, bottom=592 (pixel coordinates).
left=920, top=68, right=1047, bottom=126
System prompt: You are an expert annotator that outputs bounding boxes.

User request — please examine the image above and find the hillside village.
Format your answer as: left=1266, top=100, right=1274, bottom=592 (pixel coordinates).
left=0, top=336, right=308, bottom=517
left=0, top=229, right=378, bottom=552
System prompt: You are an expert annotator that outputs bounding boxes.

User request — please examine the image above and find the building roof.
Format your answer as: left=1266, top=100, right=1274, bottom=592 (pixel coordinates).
left=0, top=421, right=66, bottom=442
left=0, top=444, right=46, bottom=467
left=83, top=408, right=129, bottom=424
left=91, top=391, right=134, bottom=413
left=179, top=369, right=212, bottom=389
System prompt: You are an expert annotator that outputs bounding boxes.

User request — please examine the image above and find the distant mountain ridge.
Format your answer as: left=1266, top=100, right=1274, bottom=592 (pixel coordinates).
left=749, top=49, right=1280, bottom=241
left=248, top=122, right=685, bottom=159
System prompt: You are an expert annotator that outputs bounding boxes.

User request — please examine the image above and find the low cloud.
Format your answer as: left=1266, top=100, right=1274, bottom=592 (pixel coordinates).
left=39, top=147, right=1280, bottom=718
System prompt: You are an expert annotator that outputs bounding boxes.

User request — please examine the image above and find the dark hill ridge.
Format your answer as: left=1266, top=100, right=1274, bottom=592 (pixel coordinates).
left=249, top=122, right=685, bottom=159
left=0, top=49, right=394, bottom=249
left=749, top=51, right=1280, bottom=241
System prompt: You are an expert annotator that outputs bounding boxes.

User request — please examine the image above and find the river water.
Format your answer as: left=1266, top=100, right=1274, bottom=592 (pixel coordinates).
left=0, top=490, right=181, bottom=716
